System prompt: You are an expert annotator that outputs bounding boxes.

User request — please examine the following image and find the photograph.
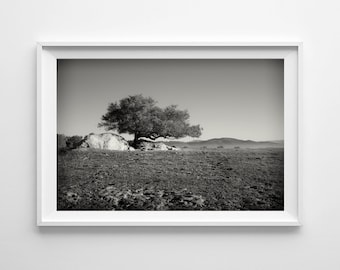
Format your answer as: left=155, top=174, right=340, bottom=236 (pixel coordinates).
left=57, top=59, right=284, bottom=211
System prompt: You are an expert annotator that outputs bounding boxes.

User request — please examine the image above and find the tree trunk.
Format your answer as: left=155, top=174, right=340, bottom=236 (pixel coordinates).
left=133, top=133, right=139, bottom=147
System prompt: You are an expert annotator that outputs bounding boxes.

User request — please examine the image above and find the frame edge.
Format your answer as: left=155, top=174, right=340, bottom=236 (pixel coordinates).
left=37, top=43, right=43, bottom=226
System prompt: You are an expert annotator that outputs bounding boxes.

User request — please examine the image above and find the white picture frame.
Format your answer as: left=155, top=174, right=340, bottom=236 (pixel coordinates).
left=37, top=42, right=302, bottom=226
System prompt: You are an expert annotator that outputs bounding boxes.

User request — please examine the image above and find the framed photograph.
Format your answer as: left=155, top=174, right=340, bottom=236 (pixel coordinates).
left=37, top=42, right=302, bottom=226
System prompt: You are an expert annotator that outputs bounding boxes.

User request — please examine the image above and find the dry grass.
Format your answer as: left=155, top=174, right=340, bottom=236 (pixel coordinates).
left=57, top=148, right=283, bottom=210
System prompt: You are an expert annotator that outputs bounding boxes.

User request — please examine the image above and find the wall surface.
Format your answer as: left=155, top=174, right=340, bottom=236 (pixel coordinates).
left=1, top=0, right=340, bottom=269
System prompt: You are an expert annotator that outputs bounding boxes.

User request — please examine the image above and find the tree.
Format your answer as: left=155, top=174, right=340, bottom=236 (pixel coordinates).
left=57, top=134, right=67, bottom=148
left=66, top=135, right=83, bottom=149
left=98, top=95, right=202, bottom=144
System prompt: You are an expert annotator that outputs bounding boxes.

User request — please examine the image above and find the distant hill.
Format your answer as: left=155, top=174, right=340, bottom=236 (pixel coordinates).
left=163, top=138, right=284, bottom=149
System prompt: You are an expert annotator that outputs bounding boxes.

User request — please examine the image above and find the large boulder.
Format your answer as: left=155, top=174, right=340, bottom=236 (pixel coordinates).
left=80, top=133, right=132, bottom=151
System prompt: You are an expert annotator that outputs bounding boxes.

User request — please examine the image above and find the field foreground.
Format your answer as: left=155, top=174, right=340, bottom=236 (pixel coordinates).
left=57, top=148, right=284, bottom=210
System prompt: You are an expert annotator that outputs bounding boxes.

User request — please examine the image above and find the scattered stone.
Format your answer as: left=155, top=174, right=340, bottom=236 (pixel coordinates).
left=96, top=186, right=205, bottom=210
left=66, top=192, right=81, bottom=203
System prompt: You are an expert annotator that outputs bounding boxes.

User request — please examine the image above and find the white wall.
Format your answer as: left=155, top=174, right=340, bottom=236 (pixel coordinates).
left=1, top=0, right=340, bottom=269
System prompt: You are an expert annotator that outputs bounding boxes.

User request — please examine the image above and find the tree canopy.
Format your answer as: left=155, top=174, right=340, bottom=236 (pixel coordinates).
left=98, top=95, right=202, bottom=143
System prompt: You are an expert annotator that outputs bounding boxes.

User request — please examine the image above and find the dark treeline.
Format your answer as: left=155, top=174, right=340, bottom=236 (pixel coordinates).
left=57, top=134, right=83, bottom=150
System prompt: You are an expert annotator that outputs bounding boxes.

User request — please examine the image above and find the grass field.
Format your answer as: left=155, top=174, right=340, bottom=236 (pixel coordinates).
left=57, top=148, right=284, bottom=211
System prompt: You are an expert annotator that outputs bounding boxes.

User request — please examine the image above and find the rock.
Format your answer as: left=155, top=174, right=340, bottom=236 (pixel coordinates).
left=134, top=139, right=179, bottom=151
left=96, top=186, right=205, bottom=210
left=80, top=133, right=133, bottom=151
left=66, top=192, right=81, bottom=203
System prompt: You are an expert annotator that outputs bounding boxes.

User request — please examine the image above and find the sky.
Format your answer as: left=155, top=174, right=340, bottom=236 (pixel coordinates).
left=57, top=59, right=283, bottom=141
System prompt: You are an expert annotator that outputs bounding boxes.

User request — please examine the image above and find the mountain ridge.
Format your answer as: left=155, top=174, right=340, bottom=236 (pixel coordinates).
left=162, top=137, right=284, bottom=149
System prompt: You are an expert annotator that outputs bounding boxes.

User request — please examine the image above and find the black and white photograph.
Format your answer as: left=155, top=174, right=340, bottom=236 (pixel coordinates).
left=57, top=59, right=284, bottom=211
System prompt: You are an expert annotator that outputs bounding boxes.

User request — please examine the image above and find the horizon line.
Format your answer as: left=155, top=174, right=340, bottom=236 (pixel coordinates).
left=56, top=132, right=284, bottom=143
